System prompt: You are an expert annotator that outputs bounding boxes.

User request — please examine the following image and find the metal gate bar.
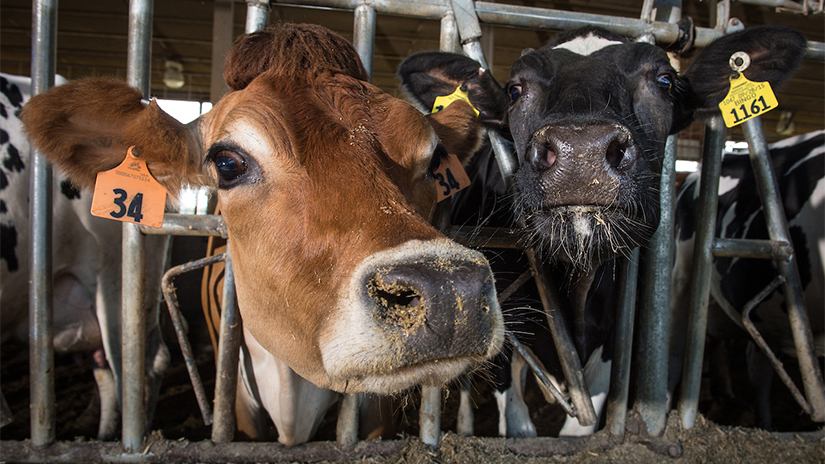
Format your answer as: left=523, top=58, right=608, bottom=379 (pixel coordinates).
left=28, top=0, right=57, bottom=448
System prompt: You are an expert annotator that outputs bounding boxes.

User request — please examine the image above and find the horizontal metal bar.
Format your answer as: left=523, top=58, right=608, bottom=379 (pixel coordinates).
left=139, top=214, right=227, bottom=238
left=276, top=0, right=824, bottom=60
left=448, top=226, right=521, bottom=249
left=712, top=238, right=793, bottom=260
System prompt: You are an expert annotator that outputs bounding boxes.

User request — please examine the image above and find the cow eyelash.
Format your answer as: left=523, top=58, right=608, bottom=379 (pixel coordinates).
left=207, top=144, right=252, bottom=189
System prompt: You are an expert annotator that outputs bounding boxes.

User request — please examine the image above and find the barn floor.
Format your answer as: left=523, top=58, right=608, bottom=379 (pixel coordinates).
left=1, top=331, right=823, bottom=463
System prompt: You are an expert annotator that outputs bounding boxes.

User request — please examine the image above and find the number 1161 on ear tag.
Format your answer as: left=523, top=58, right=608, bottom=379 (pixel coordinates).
left=91, top=146, right=168, bottom=228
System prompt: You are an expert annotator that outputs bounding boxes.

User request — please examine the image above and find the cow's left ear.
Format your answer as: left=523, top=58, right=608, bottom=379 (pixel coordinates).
left=672, top=25, right=806, bottom=131
left=398, top=51, right=509, bottom=127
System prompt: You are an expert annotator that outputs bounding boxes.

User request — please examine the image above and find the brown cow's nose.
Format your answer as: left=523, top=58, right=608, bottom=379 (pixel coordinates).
left=366, top=257, right=498, bottom=359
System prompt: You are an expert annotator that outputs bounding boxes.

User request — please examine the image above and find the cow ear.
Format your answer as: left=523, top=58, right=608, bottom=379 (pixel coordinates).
left=673, top=25, right=806, bottom=130
left=20, top=78, right=207, bottom=197
left=398, top=51, right=509, bottom=127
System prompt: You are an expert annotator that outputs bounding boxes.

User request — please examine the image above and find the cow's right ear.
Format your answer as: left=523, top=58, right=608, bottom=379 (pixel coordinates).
left=21, top=78, right=208, bottom=197
left=398, top=51, right=509, bottom=127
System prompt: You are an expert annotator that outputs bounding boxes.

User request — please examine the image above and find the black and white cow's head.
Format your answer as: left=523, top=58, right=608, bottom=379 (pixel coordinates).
left=399, top=26, right=806, bottom=272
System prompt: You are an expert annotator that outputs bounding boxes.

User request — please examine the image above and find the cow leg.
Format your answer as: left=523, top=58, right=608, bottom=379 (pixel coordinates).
left=495, top=351, right=536, bottom=438
left=235, top=342, right=271, bottom=440
left=746, top=341, right=775, bottom=431
left=559, top=346, right=611, bottom=436
left=93, top=363, right=120, bottom=440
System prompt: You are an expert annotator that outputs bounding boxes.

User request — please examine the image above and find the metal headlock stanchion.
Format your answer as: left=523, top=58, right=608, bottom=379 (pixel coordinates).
left=11, top=0, right=825, bottom=461
left=29, top=0, right=57, bottom=448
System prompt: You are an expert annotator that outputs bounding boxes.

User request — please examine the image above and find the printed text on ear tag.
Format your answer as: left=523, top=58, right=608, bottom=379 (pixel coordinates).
left=91, top=146, right=167, bottom=228
left=719, top=74, right=778, bottom=128
left=433, top=153, right=471, bottom=202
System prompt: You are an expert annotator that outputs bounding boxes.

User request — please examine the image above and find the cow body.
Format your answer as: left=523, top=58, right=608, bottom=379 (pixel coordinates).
left=399, top=25, right=807, bottom=436
left=1, top=73, right=170, bottom=439
left=670, top=130, right=824, bottom=430
left=20, top=24, right=504, bottom=446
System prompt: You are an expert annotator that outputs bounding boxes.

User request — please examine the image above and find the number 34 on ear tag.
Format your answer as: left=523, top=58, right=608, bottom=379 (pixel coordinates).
left=433, top=153, right=471, bottom=202
left=91, top=146, right=167, bottom=228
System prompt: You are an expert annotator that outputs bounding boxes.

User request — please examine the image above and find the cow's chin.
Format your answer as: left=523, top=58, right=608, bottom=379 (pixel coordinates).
left=322, top=356, right=487, bottom=394
left=519, top=205, right=656, bottom=273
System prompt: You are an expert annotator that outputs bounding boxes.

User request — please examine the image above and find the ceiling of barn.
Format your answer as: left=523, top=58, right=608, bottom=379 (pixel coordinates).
left=2, top=0, right=823, bottom=142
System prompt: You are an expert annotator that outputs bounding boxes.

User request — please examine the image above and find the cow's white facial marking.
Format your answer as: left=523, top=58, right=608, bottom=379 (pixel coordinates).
left=553, top=33, right=622, bottom=56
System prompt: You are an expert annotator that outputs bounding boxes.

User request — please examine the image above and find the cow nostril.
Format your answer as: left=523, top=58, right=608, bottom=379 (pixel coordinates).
left=368, top=277, right=427, bottom=333
left=606, top=141, right=626, bottom=169
left=530, top=144, right=557, bottom=171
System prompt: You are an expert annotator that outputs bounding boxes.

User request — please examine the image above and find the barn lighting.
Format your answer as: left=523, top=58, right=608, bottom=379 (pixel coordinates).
left=163, top=60, right=185, bottom=89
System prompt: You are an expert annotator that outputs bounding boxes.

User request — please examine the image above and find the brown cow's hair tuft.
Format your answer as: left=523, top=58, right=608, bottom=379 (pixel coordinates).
left=224, top=22, right=369, bottom=91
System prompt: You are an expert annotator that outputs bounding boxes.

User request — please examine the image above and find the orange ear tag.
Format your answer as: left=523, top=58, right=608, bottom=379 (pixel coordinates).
left=91, top=146, right=167, bottom=228
left=719, top=74, right=779, bottom=128
left=433, top=153, right=471, bottom=202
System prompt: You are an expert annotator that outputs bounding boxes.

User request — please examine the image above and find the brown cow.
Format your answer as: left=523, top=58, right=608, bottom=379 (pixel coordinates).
left=21, top=23, right=503, bottom=443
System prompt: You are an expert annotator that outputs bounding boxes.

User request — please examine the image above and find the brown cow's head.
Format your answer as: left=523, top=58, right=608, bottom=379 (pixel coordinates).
left=21, top=23, right=503, bottom=393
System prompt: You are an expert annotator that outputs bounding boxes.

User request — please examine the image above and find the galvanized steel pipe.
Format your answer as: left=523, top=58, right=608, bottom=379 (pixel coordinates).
left=353, top=1, right=377, bottom=78
left=419, top=385, right=441, bottom=446
left=605, top=248, right=639, bottom=438
left=211, top=247, right=241, bottom=443
left=29, top=0, right=58, bottom=447
left=635, top=134, right=678, bottom=436
left=678, top=116, right=725, bottom=429
left=122, top=0, right=153, bottom=451
left=246, top=0, right=271, bottom=34
left=440, top=10, right=459, bottom=54
left=742, top=117, right=825, bottom=422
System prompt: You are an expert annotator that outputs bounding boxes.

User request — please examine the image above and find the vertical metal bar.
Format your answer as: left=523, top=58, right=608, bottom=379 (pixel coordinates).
left=29, top=0, right=57, bottom=447
left=742, top=118, right=825, bottom=422
left=606, top=248, right=640, bottom=437
left=245, top=0, right=270, bottom=34
left=440, top=10, right=459, bottom=54
left=122, top=0, right=153, bottom=451
left=528, top=251, right=598, bottom=427
left=211, top=247, right=241, bottom=443
left=634, top=134, right=678, bottom=436
left=419, top=385, right=441, bottom=446
left=336, top=394, right=359, bottom=445
left=353, top=1, right=376, bottom=78
left=678, top=115, right=725, bottom=429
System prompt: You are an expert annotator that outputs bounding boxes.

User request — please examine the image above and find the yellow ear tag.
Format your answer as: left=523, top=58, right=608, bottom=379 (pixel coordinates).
left=431, top=86, right=480, bottom=117
left=91, top=146, right=167, bottom=228
left=433, top=153, right=472, bottom=202
left=719, top=74, right=779, bottom=128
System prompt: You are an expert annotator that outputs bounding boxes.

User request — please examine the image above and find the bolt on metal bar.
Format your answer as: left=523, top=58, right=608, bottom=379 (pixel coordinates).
left=606, top=248, right=640, bottom=438
left=678, top=115, right=725, bottom=429
left=122, top=0, right=153, bottom=452
left=211, top=246, right=241, bottom=443
left=635, top=133, right=679, bottom=436
left=29, top=0, right=58, bottom=447
left=336, top=394, right=359, bottom=445
left=740, top=276, right=814, bottom=415
left=742, top=117, right=825, bottom=422
left=353, top=1, right=376, bottom=78
left=246, top=0, right=271, bottom=33
left=161, top=254, right=230, bottom=427
left=419, top=385, right=442, bottom=446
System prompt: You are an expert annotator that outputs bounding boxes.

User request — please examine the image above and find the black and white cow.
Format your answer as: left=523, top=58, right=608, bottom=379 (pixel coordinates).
left=0, top=74, right=170, bottom=439
left=399, top=25, right=807, bottom=436
left=670, top=129, right=824, bottom=430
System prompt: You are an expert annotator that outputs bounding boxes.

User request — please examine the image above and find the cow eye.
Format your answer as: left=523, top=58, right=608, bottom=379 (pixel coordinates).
left=509, top=85, right=522, bottom=102
left=656, top=74, right=673, bottom=92
left=212, top=150, right=248, bottom=185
